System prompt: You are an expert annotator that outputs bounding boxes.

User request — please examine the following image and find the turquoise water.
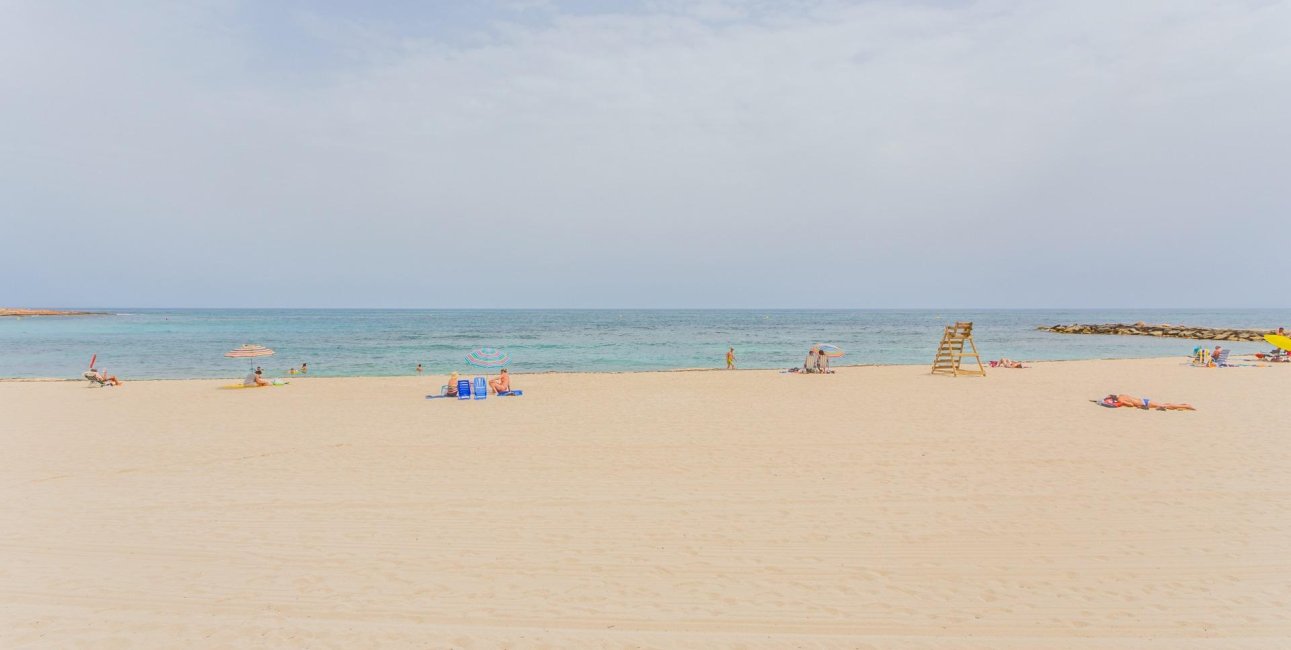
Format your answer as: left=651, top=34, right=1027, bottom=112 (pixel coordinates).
left=2, top=309, right=1288, bottom=379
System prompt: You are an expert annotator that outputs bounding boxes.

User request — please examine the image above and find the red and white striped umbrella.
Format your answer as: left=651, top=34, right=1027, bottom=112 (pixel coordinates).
left=225, top=344, right=275, bottom=359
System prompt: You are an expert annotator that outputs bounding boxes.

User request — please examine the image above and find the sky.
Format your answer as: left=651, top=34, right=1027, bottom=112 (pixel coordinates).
left=2, top=0, right=1289, bottom=308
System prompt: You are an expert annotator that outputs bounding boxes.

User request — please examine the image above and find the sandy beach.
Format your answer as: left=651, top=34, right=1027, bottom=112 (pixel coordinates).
left=2, top=358, right=1289, bottom=648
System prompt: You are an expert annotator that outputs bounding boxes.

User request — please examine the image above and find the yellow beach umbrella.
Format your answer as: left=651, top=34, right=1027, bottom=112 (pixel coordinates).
left=1265, top=334, right=1291, bottom=352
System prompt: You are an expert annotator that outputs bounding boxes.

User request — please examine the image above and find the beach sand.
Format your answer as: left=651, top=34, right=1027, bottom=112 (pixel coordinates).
left=2, top=358, right=1289, bottom=648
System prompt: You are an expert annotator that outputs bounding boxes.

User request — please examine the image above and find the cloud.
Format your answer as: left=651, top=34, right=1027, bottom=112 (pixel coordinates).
left=2, top=0, right=1288, bottom=307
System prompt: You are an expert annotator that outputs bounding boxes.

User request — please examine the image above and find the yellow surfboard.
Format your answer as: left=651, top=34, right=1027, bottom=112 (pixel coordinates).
left=1264, top=334, right=1291, bottom=352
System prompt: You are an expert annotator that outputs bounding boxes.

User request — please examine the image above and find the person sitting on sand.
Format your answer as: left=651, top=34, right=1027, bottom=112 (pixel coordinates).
left=243, top=368, right=270, bottom=387
left=990, top=358, right=1026, bottom=368
left=1097, top=394, right=1195, bottom=411
left=804, top=348, right=819, bottom=374
left=489, top=368, right=511, bottom=394
left=816, top=352, right=831, bottom=374
left=93, top=368, right=122, bottom=386
left=445, top=371, right=459, bottom=397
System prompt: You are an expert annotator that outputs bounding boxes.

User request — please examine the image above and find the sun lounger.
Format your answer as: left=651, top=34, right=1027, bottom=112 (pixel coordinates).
left=83, top=370, right=109, bottom=387
left=1213, top=349, right=1231, bottom=367
left=473, top=377, right=487, bottom=400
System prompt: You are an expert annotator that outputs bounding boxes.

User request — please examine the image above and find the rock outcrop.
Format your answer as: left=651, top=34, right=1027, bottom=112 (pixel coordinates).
left=0, top=308, right=105, bottom=317
left=1038, top=322, right=1272, bottom=342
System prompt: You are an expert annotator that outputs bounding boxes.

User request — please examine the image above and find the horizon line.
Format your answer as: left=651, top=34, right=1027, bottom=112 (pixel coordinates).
left=16, top=306, right=1288, bottom=312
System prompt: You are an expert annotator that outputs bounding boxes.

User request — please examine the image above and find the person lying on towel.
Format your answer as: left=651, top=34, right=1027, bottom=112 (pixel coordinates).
left=1096, top=394, right=1195, bottom=411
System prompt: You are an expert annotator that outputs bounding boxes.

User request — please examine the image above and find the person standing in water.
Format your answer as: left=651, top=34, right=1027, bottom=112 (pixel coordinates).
left=726, top=347, right=736, bottom=369
left=300, top=362, right=308, bottom=374
left=416, top=363, right=423, bottom=374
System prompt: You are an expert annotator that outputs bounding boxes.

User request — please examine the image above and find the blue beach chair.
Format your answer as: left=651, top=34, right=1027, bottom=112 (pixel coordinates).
left=473, top=377, right=487, bottom=400
left=456, top=379, right=472, bottom=400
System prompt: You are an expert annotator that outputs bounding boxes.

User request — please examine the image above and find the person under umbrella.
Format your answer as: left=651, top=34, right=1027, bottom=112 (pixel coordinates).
left=226, top=344, right=277, bottom=386
left=465, top=347, right=512, bottom=394
left=815, top=344, right=844, bottom=374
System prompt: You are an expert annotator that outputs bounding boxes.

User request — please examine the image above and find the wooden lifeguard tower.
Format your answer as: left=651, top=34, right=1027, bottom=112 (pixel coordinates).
left=931, top=321, right=986, bottom=377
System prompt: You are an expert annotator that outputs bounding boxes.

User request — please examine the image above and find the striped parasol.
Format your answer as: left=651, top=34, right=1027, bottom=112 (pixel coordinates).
left=225, top=344, right=275, bottom=359
left=464, top=347, right=510, bottom=369
left=815, top=344, right=845, bottom=358
left=226, top=344, right=275, bottom=371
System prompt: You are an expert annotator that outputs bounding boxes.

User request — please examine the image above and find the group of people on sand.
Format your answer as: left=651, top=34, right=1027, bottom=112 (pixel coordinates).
left=442, top=368, right=511, bottom=397
left=798, top=347, right=833, bottom=374
left=240, top=362, right=306, bottom=387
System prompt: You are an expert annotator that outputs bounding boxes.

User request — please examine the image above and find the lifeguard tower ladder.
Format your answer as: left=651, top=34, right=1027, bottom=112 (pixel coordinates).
left=931, top=322, right=986, bottom=377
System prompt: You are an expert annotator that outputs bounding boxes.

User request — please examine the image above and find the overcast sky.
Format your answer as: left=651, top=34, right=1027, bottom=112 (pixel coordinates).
left=3, top=0, right=1288, bottom=308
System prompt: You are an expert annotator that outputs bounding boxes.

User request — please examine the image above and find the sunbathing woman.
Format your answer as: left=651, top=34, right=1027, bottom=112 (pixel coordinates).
left=991, top=358, right=1026, bottom=368
left=1098, top=394, right=1195, bottom=411
left=489, top=369, right=510, bottom=394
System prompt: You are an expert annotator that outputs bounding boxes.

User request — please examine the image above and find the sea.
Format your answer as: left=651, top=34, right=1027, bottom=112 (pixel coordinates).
left=2, top=309, right=1288, bottom=380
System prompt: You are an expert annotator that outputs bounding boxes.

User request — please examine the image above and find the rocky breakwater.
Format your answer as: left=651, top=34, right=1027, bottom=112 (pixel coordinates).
left=1039, top=322, right=1272, bottom=342
left=0, top=308, right=106, bottom=317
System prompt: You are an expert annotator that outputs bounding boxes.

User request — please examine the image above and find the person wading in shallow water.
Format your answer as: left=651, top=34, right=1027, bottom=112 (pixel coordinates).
left=726, top=347, right=736, bottom=369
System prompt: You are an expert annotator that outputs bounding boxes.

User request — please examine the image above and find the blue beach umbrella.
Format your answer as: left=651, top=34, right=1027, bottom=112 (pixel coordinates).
left=465, top=347, right=510, bottom=369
